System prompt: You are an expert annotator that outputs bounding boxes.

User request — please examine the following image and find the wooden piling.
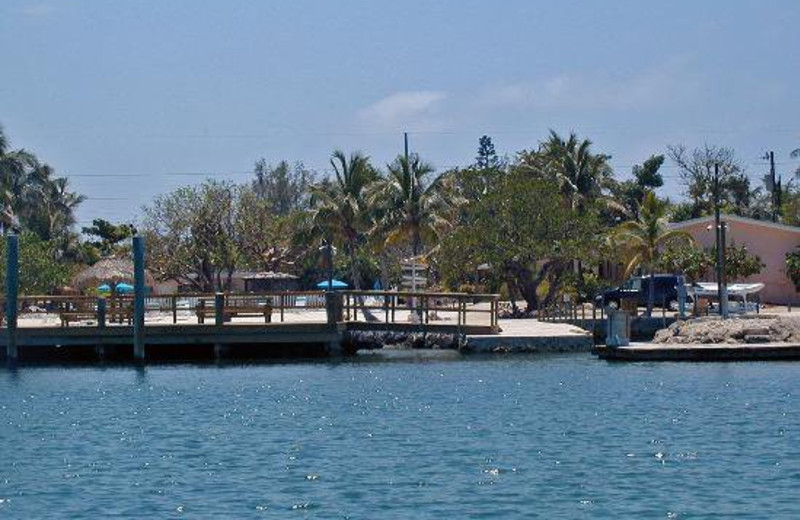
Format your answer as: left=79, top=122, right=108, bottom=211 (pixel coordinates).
left=214, top=292, right=225, bottom=358
left=5, top=235, right=19, bottom=363
left=133, top=236, right=146, bottom=361
left=95, top=297, right=107, bottom=360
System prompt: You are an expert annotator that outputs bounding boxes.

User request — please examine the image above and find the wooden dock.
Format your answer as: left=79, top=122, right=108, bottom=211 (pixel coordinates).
left=1, top=290, right=500, bottom=364
left=595, top=342, right=800, bottom=362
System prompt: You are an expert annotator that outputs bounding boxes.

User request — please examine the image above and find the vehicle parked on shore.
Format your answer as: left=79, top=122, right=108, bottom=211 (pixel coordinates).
left=596, top=274, right=686, bottom=310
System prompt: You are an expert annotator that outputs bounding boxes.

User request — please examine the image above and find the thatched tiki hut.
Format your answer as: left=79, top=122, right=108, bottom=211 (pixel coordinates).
left=72, top=257, right=155, bottom=292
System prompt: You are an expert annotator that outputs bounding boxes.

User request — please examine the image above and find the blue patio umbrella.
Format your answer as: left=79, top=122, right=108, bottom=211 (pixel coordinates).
left=316, top=279, right=349, bottom=290
left=115, top=282, right=135, bottom=294
left=97, top=283, right=111, bottom=293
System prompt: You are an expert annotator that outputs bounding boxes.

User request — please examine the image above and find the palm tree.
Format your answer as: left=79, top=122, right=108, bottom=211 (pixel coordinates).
left=538, top=131, right=617, bottom=298
left=371, top=154, right=453, bottom=257
left=0, top=125, right=36, bottom=233
left=310, top=150, right=379, bottom=292
left=612, top=191, right=695, bottom=316
left=542, top=130, right=614, bottom=211
left=40, top=176, right=86, bottom=241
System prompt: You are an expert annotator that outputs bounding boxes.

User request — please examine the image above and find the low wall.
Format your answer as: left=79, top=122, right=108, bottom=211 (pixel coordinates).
left=465, top=334, right=594, bottom=353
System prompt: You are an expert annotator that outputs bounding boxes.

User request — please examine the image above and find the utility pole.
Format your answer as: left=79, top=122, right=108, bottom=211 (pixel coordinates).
left=769, top=150, right=777, bottom=223
left=404, top=132, right=409, bottom=164
left=713, top=163, right=728, bottom=319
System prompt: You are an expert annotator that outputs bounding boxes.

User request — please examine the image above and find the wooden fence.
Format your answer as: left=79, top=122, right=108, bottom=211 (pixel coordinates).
left=342, top=290, right=500, bottom=332
left=1, top=290, right=500, bottom=332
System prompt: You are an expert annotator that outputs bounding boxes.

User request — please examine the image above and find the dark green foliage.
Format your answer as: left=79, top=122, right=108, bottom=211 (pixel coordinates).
left=438, top=170, right=601, bottom=311
left=0, top=231, right=72, bottom=294
left=657, top=243, right=713, bottom=283
left=658, top=242, right=764, bottom=282
left=0, top=124, right=84, bottom=249
left=81, top=219, right=137, bottom=261
left=668, top=144, right=752, bottom=218
left=252, top=159, right=315, bottom=216
left=786, top=248, right=800, bottom=292
left=475, top=135, right=500, bottom=170
left=613, top=155, right=665, bottom=218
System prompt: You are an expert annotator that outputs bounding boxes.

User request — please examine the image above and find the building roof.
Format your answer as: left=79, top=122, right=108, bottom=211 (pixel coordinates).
left=669, top=214, right=800, bottom=234
left=241, top=271, right=299, bottom=280
left=72, top=257, right=156, bottom=289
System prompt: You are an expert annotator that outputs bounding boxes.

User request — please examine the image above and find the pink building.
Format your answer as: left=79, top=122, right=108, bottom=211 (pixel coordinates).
left=670, top=214, right=800, bottom=305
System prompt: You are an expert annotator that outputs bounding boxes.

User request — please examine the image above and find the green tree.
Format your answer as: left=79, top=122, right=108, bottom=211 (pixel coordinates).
left=536, top=130, right=614, bottom=211
left=235, top=186, right=300, bottom=272
left=252, top=159, right=315, bottom=216
left=309, top=150, right=380, bottom=291
left=0, top=231, right=73, bottom=294
left=612, top=191, right=695, bottom=316
left=659, top=242, right=764, bottom=283
left=786, top=248, right=800, bottom=293
left=438, top=171, right=600, bottom=312
left=668, top=144, right=754, bottom=218
left=142, top=180, right=242, bottom=291
left=371, top=154, right=452, bottom=257
left=612, top=155, right=665, bottom=218
left=81, top=218, right=137, bottom=261
left=0, top=125, right=37, bottom=233
left=657, top=242, right=711, bottom=283
left=0, top=125, right=84, bottom=249
left=475, top=135, right=500, bottom=170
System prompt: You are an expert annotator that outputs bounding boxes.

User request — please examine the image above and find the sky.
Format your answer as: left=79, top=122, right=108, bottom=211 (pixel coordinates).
left=1, top=0, right=799, bottom=230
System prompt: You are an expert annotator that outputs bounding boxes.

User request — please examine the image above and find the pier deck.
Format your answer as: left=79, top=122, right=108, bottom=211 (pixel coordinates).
left=595, top=342, right=800, bottom=361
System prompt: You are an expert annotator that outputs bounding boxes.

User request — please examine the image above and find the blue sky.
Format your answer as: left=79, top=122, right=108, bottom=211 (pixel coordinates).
left=1, top=0, right=799, bottom=228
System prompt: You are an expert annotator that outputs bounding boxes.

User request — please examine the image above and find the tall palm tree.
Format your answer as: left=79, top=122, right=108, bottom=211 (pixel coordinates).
left=0, top=125, right=36, bottom=233
left=371, top=154, right=453, bottom=257
left=40, top=176, right=86, bottom=241
left=612, top=191, right=696, bottom=316
left=310, top=150, right=379, bottom=291
left=542, top=130, right=614, bottom=211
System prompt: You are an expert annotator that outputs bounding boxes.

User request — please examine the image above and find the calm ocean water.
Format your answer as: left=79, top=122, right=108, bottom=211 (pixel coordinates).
left=1, top=353, right=799, bottom=519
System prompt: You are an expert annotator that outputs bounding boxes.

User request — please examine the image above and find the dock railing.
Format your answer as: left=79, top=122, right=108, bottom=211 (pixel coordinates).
left=1, top=290, right=500, bottom=332
left=1, top=291, right=329, bottom=327
left=539, top=296, right=677, bottom=342
left=340, top=290, right=500, bottom=333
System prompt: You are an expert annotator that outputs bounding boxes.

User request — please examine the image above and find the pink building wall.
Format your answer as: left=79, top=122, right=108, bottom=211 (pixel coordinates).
left=672, top=215, right=800, bottom=305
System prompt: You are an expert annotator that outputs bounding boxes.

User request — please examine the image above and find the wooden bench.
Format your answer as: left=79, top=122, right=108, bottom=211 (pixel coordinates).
left=58, top=298, right=133, bottom=327
left=195, top=301, right=273, bottom=324
left=107, top=298, right=133, bottom=325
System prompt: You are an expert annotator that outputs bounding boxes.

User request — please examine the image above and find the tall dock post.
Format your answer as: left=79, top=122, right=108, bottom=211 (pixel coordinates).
left=214, top=292, right=225, bottom=359
left=133, top=236, right=146, bottom=361
left=325, top=292, right=344, bottom=355
left=5, top=235, right=19, bottom=364
left=96, top=297, right=107, bottom=360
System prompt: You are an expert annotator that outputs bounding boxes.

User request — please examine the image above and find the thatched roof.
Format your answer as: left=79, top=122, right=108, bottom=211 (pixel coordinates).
left=72, top=257, right=155, bottom=290
left=242, top=271, right=299, bottom=280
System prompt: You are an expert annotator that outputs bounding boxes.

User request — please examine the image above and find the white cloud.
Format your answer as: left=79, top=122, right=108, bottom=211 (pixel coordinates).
left=478, top=57, right=703, bottom=112
left=357, top=91, right=448, bottom=131
left=20, top=3, right=55, bottom=17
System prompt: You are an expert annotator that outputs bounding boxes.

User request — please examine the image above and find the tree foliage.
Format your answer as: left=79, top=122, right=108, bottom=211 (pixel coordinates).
left=0, top=125, right=84, bottom=250
left=0, top=231, right=73, bottom=294
left=658, top=242, right=764, bottom=283
left=786, top=248, right=800, bottom=292
left=81, top=219, right=137, bottom=262
left=143, top=180, right=241, bottom=292
left=668, top=144, right=752, bottom=218
left=371, top=154, right=453, bottom=256
left=612, top=155, right=665, bottom=218
left=611, top=191, right=695, bottom=315
left=438, top=170, right=600, bottom=312
left=252, top=159, right=315, bottom=216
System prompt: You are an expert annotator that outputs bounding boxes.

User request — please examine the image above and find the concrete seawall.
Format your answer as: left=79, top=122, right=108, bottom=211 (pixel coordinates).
left=465, top=320, right=594, bottom=353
